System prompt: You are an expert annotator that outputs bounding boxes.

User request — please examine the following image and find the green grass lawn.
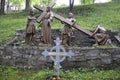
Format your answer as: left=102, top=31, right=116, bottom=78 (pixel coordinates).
left=0, top=12, right=27, bottom=44
left=0, top=65, right=120, bottom=80
left=0, top=1, right=120, bottom=44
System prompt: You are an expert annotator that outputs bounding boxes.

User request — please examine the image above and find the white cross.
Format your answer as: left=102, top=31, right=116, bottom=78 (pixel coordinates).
left=42, top=37, right=74, bottom=77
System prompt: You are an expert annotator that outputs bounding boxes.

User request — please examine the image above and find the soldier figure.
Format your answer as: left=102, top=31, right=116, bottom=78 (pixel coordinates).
left=60, top=13, right=76, bottom=47
left=39, top=6, right=54, bottom=45
left=25, top=10, right=36, bottom=45
left=92, top=24, right=111, bottom=47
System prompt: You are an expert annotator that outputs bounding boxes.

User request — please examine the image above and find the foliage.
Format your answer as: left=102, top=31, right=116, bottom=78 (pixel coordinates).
left=0, top=65, right=120, bottom=80
left=81, top=0, right=94, bottom=5
left=8, top=0, right=56, bottom=9
left=9, top=0, right=24, bottom=7
left=112, top=0, right=120, bottom=2
left=32, top=0, right=56, bottom=7
left=0, top=12, right=27, bottom=44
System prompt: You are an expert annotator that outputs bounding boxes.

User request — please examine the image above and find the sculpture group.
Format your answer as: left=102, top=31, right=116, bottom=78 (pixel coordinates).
left=25, top=2, right=112, bottom=47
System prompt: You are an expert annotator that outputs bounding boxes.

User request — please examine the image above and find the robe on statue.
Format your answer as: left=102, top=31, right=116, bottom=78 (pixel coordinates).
left=40, top=11, right=53, bottom=44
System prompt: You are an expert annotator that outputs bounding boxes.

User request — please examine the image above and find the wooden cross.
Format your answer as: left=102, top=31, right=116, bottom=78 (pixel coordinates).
left=35, top=2, right=56, bottom=22
left=34, top=2, right=93, bottom=36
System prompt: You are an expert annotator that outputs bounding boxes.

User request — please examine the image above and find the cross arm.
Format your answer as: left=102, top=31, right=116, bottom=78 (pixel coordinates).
left=48, top=2, right=56, bottom=8
left=33, top=5, right=73, bottom=25
left=53, top=13, right=74, bottom=26
left=36, top=11, right=47, bottom=22
left=73, top=24, right=93, bottom=36
left=33, top=2, right=55, bottom=23
left=33, top=5, right=93, bottom=36
left=33, top=5, right=45, bottom=12
left=54, top=13, right=93, bottom=36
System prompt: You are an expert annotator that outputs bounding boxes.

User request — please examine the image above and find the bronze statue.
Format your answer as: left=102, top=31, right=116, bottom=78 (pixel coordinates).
left=60, top=13, right=76, bottom=47
left=92, top=24, right=111, bottom=47
left=34, top=3, right=93, bottom=37
left=25, top=10, right=36, bottom=45
left=39, top=6, right=54, bottom=45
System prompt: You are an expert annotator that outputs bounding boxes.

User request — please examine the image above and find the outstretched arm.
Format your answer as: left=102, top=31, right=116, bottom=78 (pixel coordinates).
left=92, top=25, right=99, bottom=36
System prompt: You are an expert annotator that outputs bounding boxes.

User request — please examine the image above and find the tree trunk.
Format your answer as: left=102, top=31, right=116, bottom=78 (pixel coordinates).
left=25, top=0, right=31, bottom=12
left=69, top=0, right=74, bottom=12
left=93, top=0, right=95, bottom=3
left=0, top=0, right=1, bottom=10
left=7, top=0, right=10, bottom=13
left=0, top=0, right=5, bottom=15
left=81, top=0, right=85, bottom=5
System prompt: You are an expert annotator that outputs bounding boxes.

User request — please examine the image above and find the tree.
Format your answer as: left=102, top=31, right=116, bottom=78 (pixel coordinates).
left=6, top=0, right=10, bottom=13
left=0, top=0, right=5, bottom=15
left=69, top=0, right=74, bottom=12
left=25, top=0, right=31, bottom=12
left=0, top=0, right=1, bottom=9
left=93, top=0, right=95, bottom=3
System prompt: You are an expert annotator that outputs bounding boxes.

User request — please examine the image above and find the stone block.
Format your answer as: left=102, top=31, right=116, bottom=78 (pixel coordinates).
left=85, top=50, right=100, bottom=59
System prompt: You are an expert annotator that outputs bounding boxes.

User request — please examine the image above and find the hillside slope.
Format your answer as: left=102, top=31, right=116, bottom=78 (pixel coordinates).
left=54, top=1, right=120, bottom=30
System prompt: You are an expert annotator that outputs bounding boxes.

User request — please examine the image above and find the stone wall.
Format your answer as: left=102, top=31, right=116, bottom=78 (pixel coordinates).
left=0, top=46, right=120, bottom=69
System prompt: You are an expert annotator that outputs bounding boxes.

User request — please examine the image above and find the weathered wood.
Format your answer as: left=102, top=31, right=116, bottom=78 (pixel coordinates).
left=34, top=5, right=45, bottom=12
left=36, top=11, right=47, bottom=22
left=54, top=13, right=92, bottom=36
left=34, top=4, right=93, bottom=36
left=48, top=2, right=56, bottom=8
left=34, top=5, right=75, bottom=26
left=34, top=2, right=55, bottom=23
left=53, top=13, right=74, bottom=26
left=73, top=24, right=92, bottom=36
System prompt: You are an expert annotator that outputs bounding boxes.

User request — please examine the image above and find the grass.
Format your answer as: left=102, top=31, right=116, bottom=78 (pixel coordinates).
left=0, top=12, right=27, bottom=44
left=0, top=65, right=120, bottom=80
left=0, top=1, right=120, bottom=44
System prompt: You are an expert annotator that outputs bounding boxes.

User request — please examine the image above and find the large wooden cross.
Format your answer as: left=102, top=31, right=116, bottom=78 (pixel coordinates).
left=35, top=2, right=56, bottom=22
left=34, top=2, right=93, bottom=36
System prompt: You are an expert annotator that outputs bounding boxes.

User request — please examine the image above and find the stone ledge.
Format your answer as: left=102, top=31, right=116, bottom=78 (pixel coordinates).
left=0, top=46, right=120, bottom=69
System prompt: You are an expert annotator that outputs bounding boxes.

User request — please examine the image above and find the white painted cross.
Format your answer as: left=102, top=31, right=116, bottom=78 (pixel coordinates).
left=42, top=37, right=74, bottom=78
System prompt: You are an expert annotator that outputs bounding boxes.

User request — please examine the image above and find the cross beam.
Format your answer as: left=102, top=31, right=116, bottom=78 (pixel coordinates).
left=35, top=2, right=56, bottom=22
left=34, top=5, right=74, bottom=26
left=48, top=52, right=67, bottom=56
left=42, top=37, right=74, bottom=78
left=34, top=3, right=93, bottom=36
